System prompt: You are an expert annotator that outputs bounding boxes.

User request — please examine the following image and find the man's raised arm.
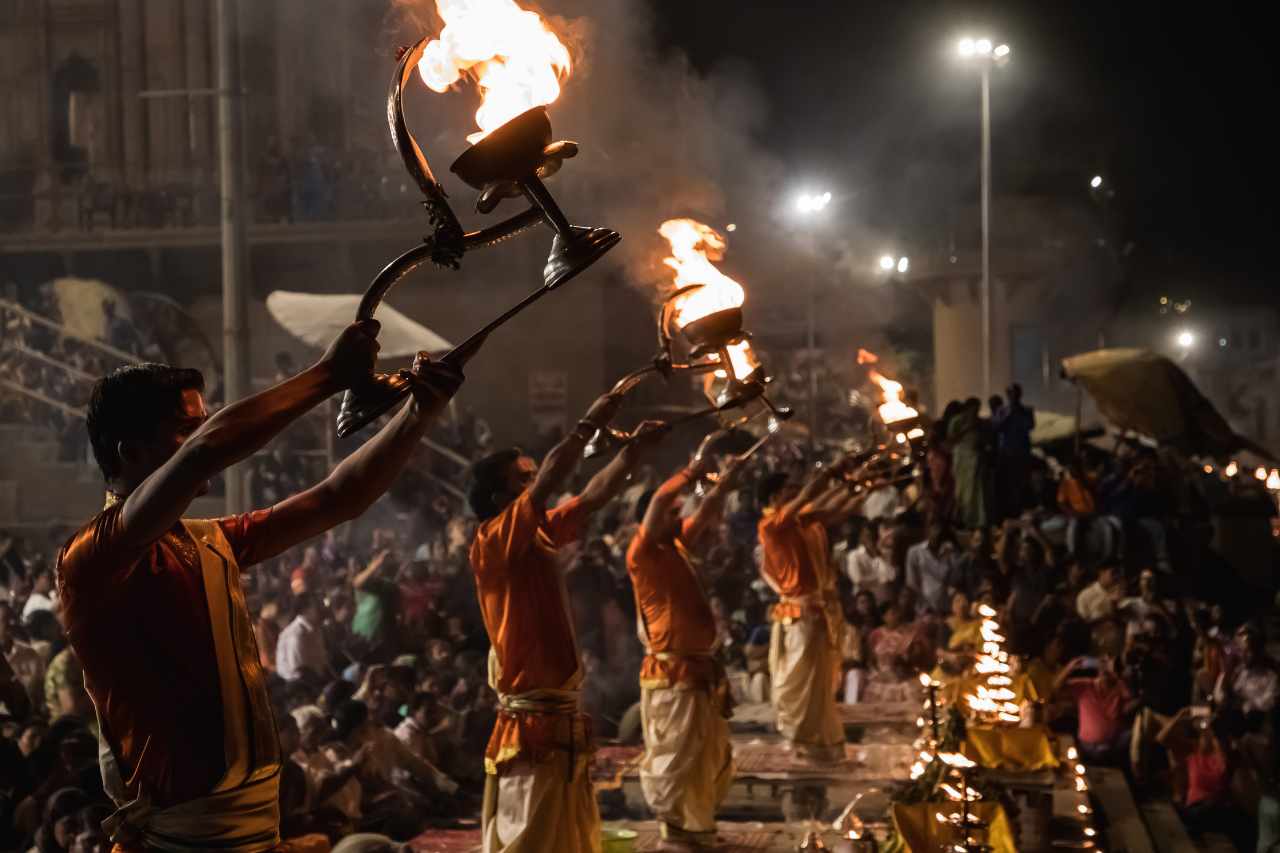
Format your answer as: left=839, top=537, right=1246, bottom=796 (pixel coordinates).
left=527, top=391, right=623, bottom=514
left=577, top=420, right=669, bottom=514
left=119, top=321, right=380, bottom=549
left=684, top=444, right=745, bottom=549
left=241, top=352, right=464, bottom=562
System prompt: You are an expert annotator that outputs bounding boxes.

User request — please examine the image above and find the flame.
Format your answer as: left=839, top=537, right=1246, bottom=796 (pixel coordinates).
left=658, top=219, right=746, bottom=329
left=417, top=0, right=572, bottom=144
left=1269, top=470, right=1280, bottom=491
left=859, top=350, right=919, bottom=424
left=722, top=340, right=760, bottom=380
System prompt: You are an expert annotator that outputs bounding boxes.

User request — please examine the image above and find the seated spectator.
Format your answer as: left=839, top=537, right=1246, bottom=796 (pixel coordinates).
left=842, top=590, right=880, bottom=703
left=1116, top=568, right=1177, bottom=641
left=905, top=522, right=959, bottom=617
left=1156, top=708, right=1243, bottom=845
left=845, top=520, right=896, bottom=604
left=327, top=699, right=458, bottom=838
left=277, top=593, right=332, bottom=684
left=861, top=600, right=928, bottom=703
left=1216, top=624, right=1279, bottom=715
left=1055, top=655, right=1136, bottom=763
left=1076, top=565, right=1123, bottom=623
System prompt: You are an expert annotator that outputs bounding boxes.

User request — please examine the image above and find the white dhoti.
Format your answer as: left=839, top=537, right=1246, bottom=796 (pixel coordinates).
left=482, top=751, right=599, bottom=853
left=639, top=685, right=733, bottom=846
left=769, top=616, right=844, bottom=759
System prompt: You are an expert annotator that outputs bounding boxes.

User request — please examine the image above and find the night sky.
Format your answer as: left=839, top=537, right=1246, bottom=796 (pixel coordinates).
left=654, top=0, right=1280, bottom=298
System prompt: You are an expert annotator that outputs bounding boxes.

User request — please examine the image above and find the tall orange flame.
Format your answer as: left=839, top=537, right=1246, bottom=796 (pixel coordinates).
left=657, top=219, right=746, bottom=329
left=860, top=349, right=919, bottom=425
left=417, top=0, right=571, bottom=144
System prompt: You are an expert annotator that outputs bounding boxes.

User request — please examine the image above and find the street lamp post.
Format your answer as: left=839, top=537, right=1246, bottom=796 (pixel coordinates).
left=795, top=190, right=831, bottom=451
left=958, top=37, right=1010, bottom=401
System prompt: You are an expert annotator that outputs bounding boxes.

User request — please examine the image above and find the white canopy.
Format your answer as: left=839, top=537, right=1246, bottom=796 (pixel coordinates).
left=266, top=291, right=452, bottom=358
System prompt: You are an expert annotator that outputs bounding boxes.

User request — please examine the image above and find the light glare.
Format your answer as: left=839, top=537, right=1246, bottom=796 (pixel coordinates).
left=958, top=38, right=976, bottom=57
left=897, top=256, right=910, bottom=274
left=1091, top=175, right=1103, bottom=189
left=1176, top=330, right=1195, bottom=349
left=975, top=38, right=993, bottom=55
left=994, top=44, right=1011, bottom=58
left=879, top=255, right=896, bottom=271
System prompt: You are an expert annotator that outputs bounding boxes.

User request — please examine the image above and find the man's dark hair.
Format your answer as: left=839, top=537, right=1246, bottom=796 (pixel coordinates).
left=86, top=364, right=204, bottom=481
left=634, top=489, right=657, bottom=523
left=330, top=699, right=369, bottom=740
left=756, top=472, right=790, bottom=508
left=293, top=592, right=321, bottom=618
left=468, top=448, right=522, bottom=521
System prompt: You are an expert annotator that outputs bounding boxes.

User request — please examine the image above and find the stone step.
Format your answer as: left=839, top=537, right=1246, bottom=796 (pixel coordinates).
left=1091, top=766, right=1155, bottom=853
left=1139, top=802, right=1198, bottom=853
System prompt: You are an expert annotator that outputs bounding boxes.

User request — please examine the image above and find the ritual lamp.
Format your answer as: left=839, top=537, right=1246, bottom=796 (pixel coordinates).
left=582, top=218, right=784, bottom=457
left=335, top=2, right=620, bottom=437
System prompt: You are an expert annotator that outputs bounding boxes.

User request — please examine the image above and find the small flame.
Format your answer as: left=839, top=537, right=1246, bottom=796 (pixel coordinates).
left=1269, top=470, right=1280, bottom=491
left=722, top=340, right=759, bottom=380
left=418, top=0, right=572, bottom=144
left=658, top=219, right=746, bottom=328
left=860, top=350, right=919, bottom=424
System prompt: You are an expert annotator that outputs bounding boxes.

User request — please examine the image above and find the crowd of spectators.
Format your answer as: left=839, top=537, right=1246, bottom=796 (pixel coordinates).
left=1, top=379, right=1279, bottom=851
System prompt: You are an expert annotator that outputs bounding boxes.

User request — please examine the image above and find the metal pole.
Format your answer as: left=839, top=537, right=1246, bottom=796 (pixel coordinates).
left=217, top=0, right=250, bottom=514
left=807, top=236, right=818, bottom=452
left=980, top=64, right=992, bottom=401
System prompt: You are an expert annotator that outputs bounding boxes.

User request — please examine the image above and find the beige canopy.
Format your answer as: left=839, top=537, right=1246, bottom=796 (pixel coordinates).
left=266, top=291, right=452, bottom=358
left=1061, top=347, right=1274, bottom=461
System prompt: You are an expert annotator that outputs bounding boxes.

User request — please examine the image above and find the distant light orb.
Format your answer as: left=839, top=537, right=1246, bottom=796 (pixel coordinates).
left=795, top=190, right=831, bottom=215
left=993, top=44, right=1011, bottom=58
left=879, top=255, right=896, bottom=271
left=1176, top=330, right=1195, bottom=348
left=726, top=223, right=737, bottom=232
left=958, top=38, right=976, bottom=57
left=897, top=256, right=910, bottom=274
left=1090, top=175, right=1103, bottom=189
left=1219, top=337, right=1228, bottom=348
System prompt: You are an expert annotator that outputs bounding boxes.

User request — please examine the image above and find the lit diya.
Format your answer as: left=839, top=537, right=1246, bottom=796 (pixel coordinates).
left=337, top=0, right=620, bottom=437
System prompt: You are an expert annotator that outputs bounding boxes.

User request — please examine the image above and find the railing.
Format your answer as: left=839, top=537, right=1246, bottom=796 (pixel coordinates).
left=0, top=297, right=143, bottom=366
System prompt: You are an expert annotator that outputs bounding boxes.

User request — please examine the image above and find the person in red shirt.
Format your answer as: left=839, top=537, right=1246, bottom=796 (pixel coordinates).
left=1054, top=656, right=1137, bottom=762
left=627, top=439, right=745, bottom=851
left=56, top=323, right=462, bottom=853
left=467, top=392, right=666, bottom=853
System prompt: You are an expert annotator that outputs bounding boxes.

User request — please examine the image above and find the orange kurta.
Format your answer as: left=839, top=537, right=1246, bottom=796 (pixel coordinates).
left=470, top=491, right=591, bottom=774
left=56, top=501, right=280, bottom=810
left=627, top=521, right=720, bottom=690
left=757, top=510, right=835, bottom=626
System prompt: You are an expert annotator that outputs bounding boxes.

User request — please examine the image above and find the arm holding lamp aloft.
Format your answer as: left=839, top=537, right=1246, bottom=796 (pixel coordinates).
left=684, top=448, right=748, bottom=551
left=577, top=420, right=670, bottom=514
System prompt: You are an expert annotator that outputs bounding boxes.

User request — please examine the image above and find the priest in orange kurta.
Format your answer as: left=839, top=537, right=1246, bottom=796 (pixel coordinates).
left=56, top=332, right=461, bottom=852
left=626, top=442, right=744, bottom=851
left=756, top=466, right=863, bottom=762
left=468, top=394, right=667, bottom=853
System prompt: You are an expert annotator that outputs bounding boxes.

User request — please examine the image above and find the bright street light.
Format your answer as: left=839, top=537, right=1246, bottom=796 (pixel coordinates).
left=897, top=256, right=910, bottom=274
left=879, top=255, right=895, bottom=271
left=1090, top=175, right=1104, bottom=189
left=796, top=190, right=832, bottom=215
left=958, top=38, right=975, bottom=57
left=1176, top=330, right=1195, bottom=349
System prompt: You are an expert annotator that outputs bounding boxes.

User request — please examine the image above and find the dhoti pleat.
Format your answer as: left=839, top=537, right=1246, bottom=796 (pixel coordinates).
left=769, top=617, right=844, bottom=758
left=639, top=686, right=733, bottom=845
left=482, top=752, right=600, bottom=853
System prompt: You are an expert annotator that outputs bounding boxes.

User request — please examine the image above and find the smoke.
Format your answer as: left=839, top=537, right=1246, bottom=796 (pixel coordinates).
left=384, top=0, right=789, bottom=301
